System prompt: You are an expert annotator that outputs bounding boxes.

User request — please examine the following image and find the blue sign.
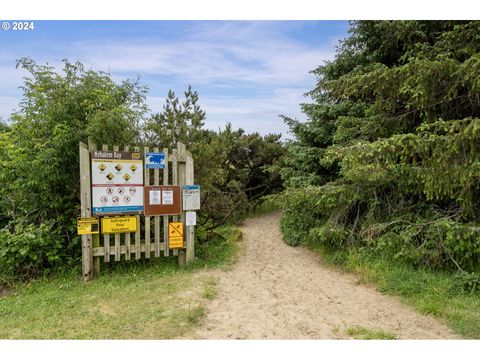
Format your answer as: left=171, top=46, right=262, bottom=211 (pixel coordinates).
left=145, top=152, right=165, bottom=169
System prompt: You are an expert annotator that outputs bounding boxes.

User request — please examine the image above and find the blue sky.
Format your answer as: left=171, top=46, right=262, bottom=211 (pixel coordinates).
left=0, top=21, right=349, bottom=136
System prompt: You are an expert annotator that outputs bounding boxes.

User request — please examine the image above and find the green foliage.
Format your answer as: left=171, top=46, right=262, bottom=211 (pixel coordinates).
left=194, top=225, right=242, bottom=268
left=0, top=222, right=63, bottom=284
left=0, top=59, right=148, bottom=281
left=144, top=90, right=284, bottom=230
left=279, top=20, right=480, bottom=277
left=346, top=326, right=397, bottom=340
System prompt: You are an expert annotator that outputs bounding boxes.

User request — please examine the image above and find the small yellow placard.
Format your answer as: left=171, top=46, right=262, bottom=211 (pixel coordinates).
left=168, top=222, right=184, bottom=249
left=77, top=217, right=99, bottom=235
left=102, top=216, right=137, bottom=234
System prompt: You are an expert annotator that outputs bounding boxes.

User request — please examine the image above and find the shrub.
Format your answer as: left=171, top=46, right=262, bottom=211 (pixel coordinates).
left=0, top=222, right=63, bottom=283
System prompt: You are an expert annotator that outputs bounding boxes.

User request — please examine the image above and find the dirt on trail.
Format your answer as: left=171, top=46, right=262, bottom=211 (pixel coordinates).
left=189, top=212, right=460, bottom=339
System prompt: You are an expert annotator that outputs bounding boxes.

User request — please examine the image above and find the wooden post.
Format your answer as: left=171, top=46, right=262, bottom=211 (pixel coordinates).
left=185, top=150, right=195, bottom=263
left=144, top=146, right=151, bottom=258
left=172, top=148, right=179, bottom=258
left=79, top=142, right=93, bottom=281
left=163, top=147, right=169, bottom=257
left=153, top=147, right=160, bottom=257
left=88, top=139, right=101, bottom=276
left=177, top=143, right=187, bottom=266
left=134, top=146, right=141, bottom=259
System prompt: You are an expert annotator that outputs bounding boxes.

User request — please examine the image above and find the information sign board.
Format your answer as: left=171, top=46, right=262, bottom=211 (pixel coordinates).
left=144, top=185, right=181, bottom=216
left=182, top=185, right=201, bottom=210
left=77, top=217, right=99, bottom=235
left=91, top=150, right=144, bottom=215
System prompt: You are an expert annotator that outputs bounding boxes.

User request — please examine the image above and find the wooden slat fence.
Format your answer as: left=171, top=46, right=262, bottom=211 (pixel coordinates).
left=79, top=141, right=195, bottom=281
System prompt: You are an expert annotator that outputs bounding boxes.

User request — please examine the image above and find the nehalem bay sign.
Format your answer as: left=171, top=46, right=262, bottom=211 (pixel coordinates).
left=91, top=150, right=144, bottom=215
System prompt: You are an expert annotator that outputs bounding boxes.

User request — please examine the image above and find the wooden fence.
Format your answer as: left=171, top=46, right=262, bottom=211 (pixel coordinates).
left=79, top=141, right=195, bottom=281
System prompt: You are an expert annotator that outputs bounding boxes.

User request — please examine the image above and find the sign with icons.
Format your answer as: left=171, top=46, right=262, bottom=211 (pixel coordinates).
left=91, top=150, right=144, bottom=215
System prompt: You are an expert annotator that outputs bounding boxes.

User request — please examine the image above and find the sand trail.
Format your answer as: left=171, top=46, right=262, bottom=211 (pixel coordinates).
left=189, top=212, right=459, bottom=339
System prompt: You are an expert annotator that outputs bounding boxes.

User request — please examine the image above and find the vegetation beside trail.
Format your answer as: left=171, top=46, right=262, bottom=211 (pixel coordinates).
left=309, top=242, right=480, bottom=338
left=0, top=59, right=282, bottom=284
left=275, top=20, right=480, bottom=338
left=0, top=225, right=241, bottom=339
left=346, top=326, right=397, bottom=340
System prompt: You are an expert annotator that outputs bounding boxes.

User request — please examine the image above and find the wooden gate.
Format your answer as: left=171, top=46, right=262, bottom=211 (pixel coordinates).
left=79, top=141, right=195, bottom=281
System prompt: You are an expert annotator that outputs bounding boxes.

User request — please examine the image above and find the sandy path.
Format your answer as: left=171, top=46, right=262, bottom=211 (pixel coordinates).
left=190, top=212, right=460, bottom=339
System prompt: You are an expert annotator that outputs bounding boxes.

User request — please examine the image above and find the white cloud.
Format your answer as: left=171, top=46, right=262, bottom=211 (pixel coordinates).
left=193, top=87, right=310, bottom=137
left=0, top=21, right=340, bottom=134
left=67, top=22, right=335, bottom=87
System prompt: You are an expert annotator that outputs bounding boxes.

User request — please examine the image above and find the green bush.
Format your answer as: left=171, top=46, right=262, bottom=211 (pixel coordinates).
left=309, top=223, right=350, bottom=250
left=278, top=21, right=480, bottom=276
left=276, top=188, right=323, bottom=246
left=0, top=222, right=63, bottom=283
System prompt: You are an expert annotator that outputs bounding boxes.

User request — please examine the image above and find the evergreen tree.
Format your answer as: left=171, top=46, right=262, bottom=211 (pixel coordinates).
left=279, top=21, right=480, bottom=273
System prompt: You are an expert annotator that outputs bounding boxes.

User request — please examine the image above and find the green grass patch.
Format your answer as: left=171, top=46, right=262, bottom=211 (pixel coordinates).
left=194, top=225, right=242, bottom=269
left=313, top=246, right=480, bottom=339
left=346, top=326, right=397, bottom=340
left=0, top=225, right=241, bottom=339
left=248, top=198, right=279, bottom=217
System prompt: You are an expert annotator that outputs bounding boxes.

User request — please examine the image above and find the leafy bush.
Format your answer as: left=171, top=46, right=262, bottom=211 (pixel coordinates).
left=0, top=222, right=63, bottom=283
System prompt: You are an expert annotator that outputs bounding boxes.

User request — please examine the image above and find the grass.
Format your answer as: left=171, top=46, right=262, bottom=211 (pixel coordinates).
left=0, top=225, right=241, bottom=339
left=346, top=326, right=397, bottom=340
left=195, top=225, right=242, bottom=270
left=313, top=245, right=480, bottom=339
left=248, top=198, right=278, bottom=217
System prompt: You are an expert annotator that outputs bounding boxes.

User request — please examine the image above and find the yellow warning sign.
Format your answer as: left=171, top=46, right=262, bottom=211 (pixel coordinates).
left=106, top=172, right=115, bottom=180
left=123, top=173, right=131, bottom=181
left=130, top=164, right=137, bottom=172
left=77, top=217, right=99, bottom=235
left=168, top=222, right=184, bottom=249
left=98, top=163, right=107, bottom=171
left=115, top=163, right=123, bottom=171
left=102, top=216, right=137, bottom=234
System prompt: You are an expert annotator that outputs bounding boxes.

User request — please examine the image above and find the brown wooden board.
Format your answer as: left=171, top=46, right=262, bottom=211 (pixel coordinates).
left=143, top=185, right=182, bottom=216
